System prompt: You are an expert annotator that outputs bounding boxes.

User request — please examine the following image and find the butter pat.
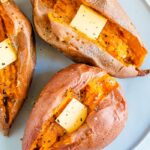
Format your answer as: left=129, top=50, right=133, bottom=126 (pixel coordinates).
left=70, top=5, right=107, bottom=39
left=0, top=0, right=8, bottom=3
left=0, top=38, right=17, bottom=70
left=56, top=98, right=87, bottom=133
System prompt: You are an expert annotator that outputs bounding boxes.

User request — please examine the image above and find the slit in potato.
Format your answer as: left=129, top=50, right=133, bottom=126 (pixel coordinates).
left=0, top=15, right=18, bottom=126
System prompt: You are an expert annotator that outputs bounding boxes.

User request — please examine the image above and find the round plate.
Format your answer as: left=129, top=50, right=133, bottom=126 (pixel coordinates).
left=0, top=0, right=150, bottom=149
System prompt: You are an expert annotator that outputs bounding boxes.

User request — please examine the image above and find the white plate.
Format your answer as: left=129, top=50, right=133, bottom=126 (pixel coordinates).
left=0, top=0, right=150, bottom=150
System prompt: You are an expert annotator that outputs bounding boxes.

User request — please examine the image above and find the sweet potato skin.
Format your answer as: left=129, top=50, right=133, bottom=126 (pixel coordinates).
left=22, top=64, right=127, bottom=150
left=0, top=0, right=36, bottom=135
left=31, top=0, right=148, bottom=78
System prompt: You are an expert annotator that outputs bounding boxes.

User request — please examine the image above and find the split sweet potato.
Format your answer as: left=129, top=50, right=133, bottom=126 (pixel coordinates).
left=23, top=64, right=127, bottom=150
left=31, top=0, right=149, bottom=78
left=0, top=0, right=35, bottom=135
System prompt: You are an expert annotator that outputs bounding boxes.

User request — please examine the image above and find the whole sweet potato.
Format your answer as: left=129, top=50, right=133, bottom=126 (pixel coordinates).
left=23, top=64, right=127, bottom=150
left=31, top=0, right=149, bottom=78
left=0, top=0, right=35, bottom=135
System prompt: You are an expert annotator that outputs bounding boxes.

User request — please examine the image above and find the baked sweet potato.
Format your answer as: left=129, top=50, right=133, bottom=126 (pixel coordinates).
left=0, top=0, right=35, bottom=135
left=31, top=0, right=149, bottom=78
left=23, top=64, right=127, bottom=150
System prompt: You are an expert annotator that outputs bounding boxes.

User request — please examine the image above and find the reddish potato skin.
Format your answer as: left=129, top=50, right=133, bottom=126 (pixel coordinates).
left=0, top=0, right=36, bottom=135
left=23, top=64, right=127, bottom=150
left=31, top=0, right=149, bottom=78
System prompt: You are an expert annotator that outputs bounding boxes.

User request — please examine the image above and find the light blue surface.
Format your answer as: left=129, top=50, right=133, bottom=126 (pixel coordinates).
left=0, top=0, right=150, bottom=150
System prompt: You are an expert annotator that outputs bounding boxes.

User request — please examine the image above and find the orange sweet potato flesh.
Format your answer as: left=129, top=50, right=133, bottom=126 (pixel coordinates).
left=23, top=64, right=127, bottom=150
left=32, top=0, right=149, bottom=77
left=0, top=0, right=35, bottom=135
left=0, top=11, right=18, bottom=130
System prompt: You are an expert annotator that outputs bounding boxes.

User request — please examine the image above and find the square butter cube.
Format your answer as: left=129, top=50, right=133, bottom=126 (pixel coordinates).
left=56, top=98, right=87, bottom=133
left=70, top=5, right=107, bottom=39
left=0, top=0, right=8, bottom=3
left=0, top=38, right=17, bottom=70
